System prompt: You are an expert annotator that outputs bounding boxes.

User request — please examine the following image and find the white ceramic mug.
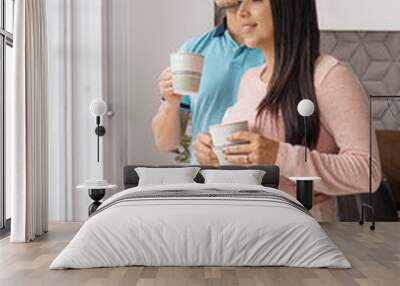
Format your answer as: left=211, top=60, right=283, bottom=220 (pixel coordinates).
left=209, top=121, right=249, bottom=148
left=170, top=52, right=204, bottom=96
left=209, top=121, right=249, bottom=165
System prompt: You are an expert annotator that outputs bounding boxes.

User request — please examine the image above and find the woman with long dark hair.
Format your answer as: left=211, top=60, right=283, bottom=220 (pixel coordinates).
left=218, top=0, right=382, bottom=221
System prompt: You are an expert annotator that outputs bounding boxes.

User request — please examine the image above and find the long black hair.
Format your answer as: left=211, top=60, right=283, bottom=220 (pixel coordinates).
left=256, top=0, right=320, bottom=148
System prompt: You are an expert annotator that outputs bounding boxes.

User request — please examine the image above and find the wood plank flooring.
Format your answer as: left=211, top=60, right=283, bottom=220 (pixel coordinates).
left=0, top=222, right=399, bottom=286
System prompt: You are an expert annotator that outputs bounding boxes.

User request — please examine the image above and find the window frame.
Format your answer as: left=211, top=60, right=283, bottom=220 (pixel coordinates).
left=0, top=0, right=14, bottom=233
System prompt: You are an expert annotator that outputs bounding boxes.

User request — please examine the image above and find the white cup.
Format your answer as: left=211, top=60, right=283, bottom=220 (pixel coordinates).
left=170, top=52, right=204, bottom=96
left=209, top=121, right=249, bottom=165
left=209, top=121, right=249, bottom=147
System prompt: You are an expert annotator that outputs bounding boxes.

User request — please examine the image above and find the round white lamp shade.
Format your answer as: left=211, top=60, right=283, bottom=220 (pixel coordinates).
left=297, top=99, right=315, bottom=117
left=89, top=98, right=107, bottom=117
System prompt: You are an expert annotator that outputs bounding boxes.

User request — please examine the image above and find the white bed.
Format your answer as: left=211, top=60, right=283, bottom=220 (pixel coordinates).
left=50, top=183, right=350, bottom=269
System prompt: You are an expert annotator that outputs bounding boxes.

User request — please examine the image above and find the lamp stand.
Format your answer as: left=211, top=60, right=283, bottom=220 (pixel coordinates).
left=359, top=95, right=376, bottom=231
left=296, top=180, right=313, bottom=210
left=94, top=116, right=106, bottom=163
left=304, top=117, right=308, bottom=162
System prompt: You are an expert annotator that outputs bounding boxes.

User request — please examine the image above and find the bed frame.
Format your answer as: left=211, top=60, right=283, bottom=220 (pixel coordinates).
left=123, top=165, right=280, bottom=189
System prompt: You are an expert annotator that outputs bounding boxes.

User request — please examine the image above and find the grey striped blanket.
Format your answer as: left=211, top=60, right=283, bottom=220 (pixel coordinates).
left=91, top=189, right=310, bottom=217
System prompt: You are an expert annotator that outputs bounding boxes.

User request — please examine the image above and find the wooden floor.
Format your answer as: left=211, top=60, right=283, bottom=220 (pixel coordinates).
left=0, top=222, right=399, bottom=286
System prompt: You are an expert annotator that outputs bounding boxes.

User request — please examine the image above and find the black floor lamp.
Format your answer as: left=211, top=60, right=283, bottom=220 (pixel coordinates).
left=360, top=95, right=400, bottom=231
left=359, top=95, right=376, bottom=231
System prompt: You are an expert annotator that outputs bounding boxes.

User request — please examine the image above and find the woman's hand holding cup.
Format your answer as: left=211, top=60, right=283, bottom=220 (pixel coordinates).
left=223, top=131, right=280, bottom=165
left=193, top=133, right=219, bottom=165
left=158, top=67, right=181, bottom=108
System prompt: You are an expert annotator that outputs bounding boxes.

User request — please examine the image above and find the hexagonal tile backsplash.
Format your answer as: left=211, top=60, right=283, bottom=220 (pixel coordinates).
left=321, top=32, right=400, bottom=129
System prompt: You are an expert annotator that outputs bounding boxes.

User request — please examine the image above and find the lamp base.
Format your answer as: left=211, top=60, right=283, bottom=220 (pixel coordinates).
left=359, top=203, right=376, bottom=231
left=88, top=189, right=106, bottom=216
left=296, top=180, right=314, bottom=210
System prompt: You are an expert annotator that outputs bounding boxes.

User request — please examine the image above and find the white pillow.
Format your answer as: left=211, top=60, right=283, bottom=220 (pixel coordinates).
left=135, top=167, right=200, bottom=186
left=200, top=169, right=266, bottom=185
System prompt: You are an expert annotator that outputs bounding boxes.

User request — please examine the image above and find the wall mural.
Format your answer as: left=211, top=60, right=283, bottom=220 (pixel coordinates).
left=213, top=6, right=400, bottom=219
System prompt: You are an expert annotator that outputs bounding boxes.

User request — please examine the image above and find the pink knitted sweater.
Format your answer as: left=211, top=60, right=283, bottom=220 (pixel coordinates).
left=223, top=54, right=382, bottom=221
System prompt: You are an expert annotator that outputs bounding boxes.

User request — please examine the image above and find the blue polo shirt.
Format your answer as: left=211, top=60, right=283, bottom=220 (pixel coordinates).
left=164, top=20, right=265, bottom=163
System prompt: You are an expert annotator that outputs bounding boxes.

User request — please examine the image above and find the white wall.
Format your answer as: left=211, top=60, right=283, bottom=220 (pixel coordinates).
left=104, top=0, right=214, bottom=187
left=317, top=0, right=400, bottom=31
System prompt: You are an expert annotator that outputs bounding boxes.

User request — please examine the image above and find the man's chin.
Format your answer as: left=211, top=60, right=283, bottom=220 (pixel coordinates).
left=215, top=0, right=240, bottom=9
left=243, top=39, right=260, bottom=50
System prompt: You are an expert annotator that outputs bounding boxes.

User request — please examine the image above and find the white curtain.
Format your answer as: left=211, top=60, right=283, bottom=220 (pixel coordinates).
left=47, top=0, right=104, bottom=222
left=9, top=0, right=49, bottom=242
left=47, top=0, right=74, bottom=222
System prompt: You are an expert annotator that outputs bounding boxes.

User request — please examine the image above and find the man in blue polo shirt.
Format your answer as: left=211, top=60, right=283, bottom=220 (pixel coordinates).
left=152, top=0, right=264, bottom=164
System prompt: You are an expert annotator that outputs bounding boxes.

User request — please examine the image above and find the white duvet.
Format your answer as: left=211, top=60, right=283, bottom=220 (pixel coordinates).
left=50, top=183, right=351, bottom=269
